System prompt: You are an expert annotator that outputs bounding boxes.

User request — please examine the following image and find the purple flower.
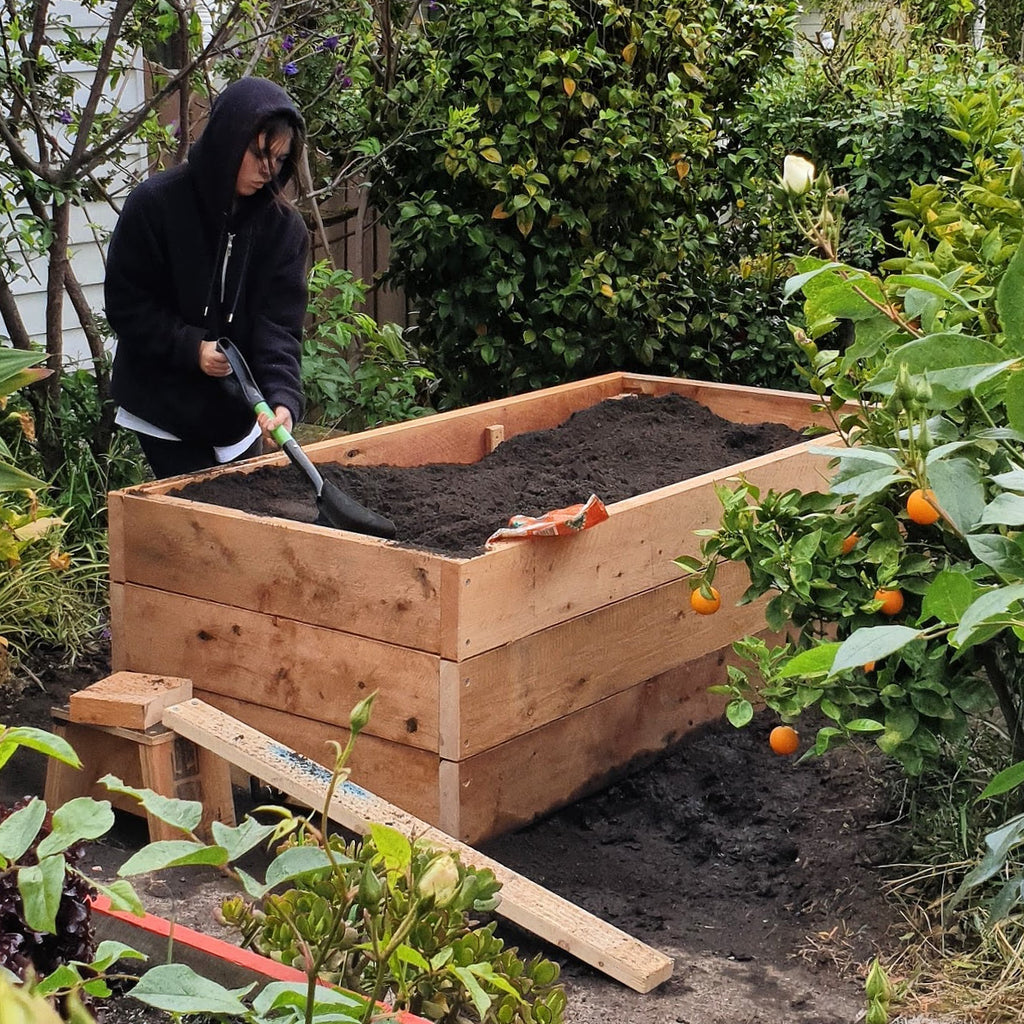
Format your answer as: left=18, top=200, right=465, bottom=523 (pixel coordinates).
left=58, top=109, right=72, bottom=124
left=282, top=34, right=295, bottom=51
left=320, top=35, right=339, bottom=51
left=339, top=74, right=352, bottom=88
left=283, top=61, right=298, bottom=76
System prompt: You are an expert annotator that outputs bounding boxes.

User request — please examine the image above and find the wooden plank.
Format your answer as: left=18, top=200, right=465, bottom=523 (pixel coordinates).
left=440, top=642, right=747, bottom=845
left=164, top=698, right=674, bottom=994
left=621, top=374, right=838, bottom=431
left=484, top=423, right=504, bottom=453
left=69, top=672, right=193, bottom=730
left=110, top=584, right=440, bottom=751
left=442, top=561, right=767, bottom=759
left=108, top=490, right=126, bottom=584
left=445, top=436, right=838, bottom=658
left=197, top=693, right=442, bottom=823
left=115, top=495, right=447, bottom=651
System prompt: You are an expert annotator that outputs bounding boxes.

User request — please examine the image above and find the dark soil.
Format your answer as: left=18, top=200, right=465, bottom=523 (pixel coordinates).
left=0, top=395, right=910, bottom=1023
left=172, top=394, right=805, bottom=556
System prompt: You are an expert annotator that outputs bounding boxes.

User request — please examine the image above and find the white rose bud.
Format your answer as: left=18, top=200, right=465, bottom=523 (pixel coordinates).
left=782, top=154, right=816, bottom=196
left=417, top=854, right=460, bottom=907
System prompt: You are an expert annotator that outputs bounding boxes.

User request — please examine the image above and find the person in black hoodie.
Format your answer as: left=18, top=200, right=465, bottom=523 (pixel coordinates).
left=105, top=77, right=308, bottom=477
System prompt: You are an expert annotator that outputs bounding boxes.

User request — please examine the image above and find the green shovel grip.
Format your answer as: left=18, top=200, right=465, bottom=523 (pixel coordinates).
left=255, top=400, right=292, bottom=447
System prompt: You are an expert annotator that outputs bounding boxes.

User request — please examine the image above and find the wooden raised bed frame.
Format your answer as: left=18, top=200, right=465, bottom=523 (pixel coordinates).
left=108, top=373, right=836, bottom=844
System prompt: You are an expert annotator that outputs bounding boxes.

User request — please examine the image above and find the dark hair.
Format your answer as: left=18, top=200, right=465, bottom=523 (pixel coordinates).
left=253, top=112, right=304, bottom=199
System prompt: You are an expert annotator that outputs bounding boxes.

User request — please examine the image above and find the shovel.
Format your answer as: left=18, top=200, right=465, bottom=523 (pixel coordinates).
left=217, top=339, right=397, bottom=539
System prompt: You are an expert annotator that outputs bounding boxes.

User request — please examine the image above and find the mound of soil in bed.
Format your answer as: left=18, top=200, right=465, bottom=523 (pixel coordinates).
left=174, top=393, right=805, bottom=556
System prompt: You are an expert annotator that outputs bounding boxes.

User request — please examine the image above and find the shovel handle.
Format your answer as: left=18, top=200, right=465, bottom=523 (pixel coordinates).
left=254, top=399, right=293, bottom=449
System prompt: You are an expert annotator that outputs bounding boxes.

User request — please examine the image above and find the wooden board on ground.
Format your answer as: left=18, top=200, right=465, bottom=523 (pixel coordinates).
left=163, top=698, right=674, bottom=995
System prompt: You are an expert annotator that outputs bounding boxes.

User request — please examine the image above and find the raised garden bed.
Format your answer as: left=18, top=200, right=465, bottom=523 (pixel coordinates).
left=108, top=373, right=837, bottom=844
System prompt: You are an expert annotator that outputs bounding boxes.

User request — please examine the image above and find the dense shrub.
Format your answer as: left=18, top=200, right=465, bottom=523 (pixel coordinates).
left=363, top=0, right=799, bottom=404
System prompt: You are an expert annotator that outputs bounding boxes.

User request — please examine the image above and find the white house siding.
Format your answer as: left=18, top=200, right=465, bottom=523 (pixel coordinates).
left=7, top=0, right=147, bottom=366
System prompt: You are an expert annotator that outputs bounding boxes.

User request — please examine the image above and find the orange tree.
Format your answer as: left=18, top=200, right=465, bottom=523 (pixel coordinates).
left=678, top=164, right=1024, bottom=779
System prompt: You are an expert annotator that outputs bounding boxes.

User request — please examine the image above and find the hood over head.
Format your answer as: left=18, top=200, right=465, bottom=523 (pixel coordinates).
left=188, top=77, right=305, bottom=217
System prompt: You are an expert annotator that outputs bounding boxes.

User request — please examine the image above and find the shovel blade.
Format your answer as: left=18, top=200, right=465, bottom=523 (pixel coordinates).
left=316, top=478, right=397, bottom=539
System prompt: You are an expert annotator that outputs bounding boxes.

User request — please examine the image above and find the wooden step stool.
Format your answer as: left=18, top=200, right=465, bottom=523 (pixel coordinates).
left=44, top=672, right=236, bottom=841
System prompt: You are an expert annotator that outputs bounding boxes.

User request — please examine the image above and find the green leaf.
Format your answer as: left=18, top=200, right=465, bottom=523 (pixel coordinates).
left=452, top=964, right=493, bottom=1018
left=117, top=841, right=229, bottom=876
left=92, top=878, right=145, bottom=916
left=18, top=855, right=65, bottom=932
left=953, top=583, right=1024, bottom=646
left=813, top=446, right=901, bottom=501
left=0, top=726, right=80, bottom=773
left=87, top=940, right=147, bottom=971
left=830, top=627, right=920, bottom=675
left=370, top=823, right=412, bottom=873
left=37, top=798, right=114, bottom=858
left=997, top=238, right=1024, bottom=354
left=977, top=492, right=1024, bottom=527
left=778, top=643, right=841, bottom=678
left=978, top=761, right=1024, bottom=801
left=673, top=555, right=702, bottom=573
left=725, top=699, right=754, bottom=727
left=209, top=817, right=278, bottom=862
left=990, top=467, right=1024, bottom=492
left=1004, top=371, right=1024, bottom=434
left=885, top=274, right=977, bottom=310
left=265, top=846, right=335, bottom=890
left=101, top=776, right=202, bottom=834
left=0, top=798, right=46, bottom=860
left=950, top=813, right=1024, bottom=908
left=130, top=964, right=252, bottom=1014
left=395, top=944, right=431, bottom=971
left=965, top=535, right=1024, bottom=577
left=921, top=571, right=982, bottom=624
left=845, top=719, right=885, bottom=733
left=929, top=458, right=986, bottom=534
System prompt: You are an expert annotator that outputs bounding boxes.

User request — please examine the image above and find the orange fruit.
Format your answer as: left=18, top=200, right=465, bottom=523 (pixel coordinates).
left=906, top=488, right=940, bottom=526
left=841, top=533, right=858, bottom=554
left=863, top=661, right=876, bottom=673
left=874, top=588, right=904, bottom=616
left=689, top=586, right=721, bottom=615
left=769, top=725, right=800, bottom=756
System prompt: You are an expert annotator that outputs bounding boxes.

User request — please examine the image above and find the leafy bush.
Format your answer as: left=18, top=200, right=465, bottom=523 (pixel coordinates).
left=360, top=0, right=798, bottom=404
left=222, top=828, right=564, bottom=1024
left=303, top=263, right=435, bottom=433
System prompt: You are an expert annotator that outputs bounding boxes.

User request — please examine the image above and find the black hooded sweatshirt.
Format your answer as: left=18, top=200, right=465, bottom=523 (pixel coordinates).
left=106, top=78, right=308, bottom=447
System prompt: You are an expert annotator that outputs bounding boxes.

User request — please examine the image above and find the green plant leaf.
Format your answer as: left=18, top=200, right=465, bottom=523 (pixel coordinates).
left=0, top=726, right=81, bottom=772
left=264, top=845, right=335, bottom=891
left=101, top=776, right=202, bottom=834
left=830, top=627, right=920, bottom=674
left=370, top=823, right=412, bottom=873
left=929, top=458, right=986, bottom=534
left=965, top=535, right=1024, bottom=577
left=117, top=841, right=229, bottom=876
left=978, top=761, right=1024, bottom=801
left=1004, top=371, right=1024, bottom=434
left=845, top=719, right=885, bottom=733
left=885, top=274, right=977, bottom=309
left=949, top=812, right=1024, bottom=910
left=36, top=797, right=114, bottom=858
left=92, top=878, right=145, bottom=916
left=18, top=854, right=65, bottom=932
left=996, top=237, right=1024, bottom=354
left=725, top=699, right=754, bottom=727
left=921, top=570, right=982, bottom=624
left=977, top=492, right=1024, bottom=527
left=0, top=797, right=46, bottom=860
left=395, top=944, right=431, bottom=971
left=130, top=964, right=252, bottom=1014
left=87, top=940, right=148, bottom=971
left=209, top=817, right=278, bottom=862
left=953, top=583, right=1024, bottom=647
left=452, top=964, right=493, bottom=1018
left=777, top=642, right=841, bottom=678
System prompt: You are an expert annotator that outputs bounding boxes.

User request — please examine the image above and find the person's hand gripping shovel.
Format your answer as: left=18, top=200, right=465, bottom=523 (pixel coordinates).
left=217, top=339, right=397, bottom=538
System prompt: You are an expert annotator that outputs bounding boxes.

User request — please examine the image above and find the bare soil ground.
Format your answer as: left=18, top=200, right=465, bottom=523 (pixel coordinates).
left=0, top=395, right=936, bottom=1022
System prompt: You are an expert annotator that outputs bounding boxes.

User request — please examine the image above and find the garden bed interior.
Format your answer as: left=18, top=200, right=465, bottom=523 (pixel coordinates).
left=108, top=373, right=837, bottom=844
